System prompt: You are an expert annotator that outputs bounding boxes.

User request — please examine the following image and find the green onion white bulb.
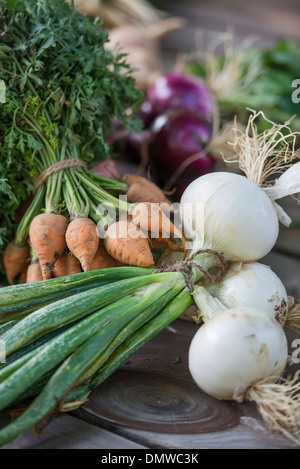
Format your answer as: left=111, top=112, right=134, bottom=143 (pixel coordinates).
left=188, top=306, right=288, bottom=402
left=180, top=172, right=279, bottom=262
left=202, top=262, right=288, bottom=323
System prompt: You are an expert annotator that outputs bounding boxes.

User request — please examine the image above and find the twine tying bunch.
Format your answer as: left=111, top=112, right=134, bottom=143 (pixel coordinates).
left=154, top=249, right=227, bottom=293
left=34, top=159, right=88, bottom=190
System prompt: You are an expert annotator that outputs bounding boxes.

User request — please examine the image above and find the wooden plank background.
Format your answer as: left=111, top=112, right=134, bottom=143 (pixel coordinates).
left=158, top=0, right=300, bottom=54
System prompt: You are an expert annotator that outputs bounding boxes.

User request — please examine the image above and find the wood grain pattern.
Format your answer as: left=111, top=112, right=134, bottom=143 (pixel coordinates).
left=0, top=412, right=146, bottom=449
left=263, top=251, right=300, bottom=299
left=81, top=370, right=242, bottom=434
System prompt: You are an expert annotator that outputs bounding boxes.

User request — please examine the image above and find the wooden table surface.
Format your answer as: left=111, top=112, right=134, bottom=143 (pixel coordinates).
left=1, top=0, right=300, bottom=450
left=158, top=0, right=300, bottom=53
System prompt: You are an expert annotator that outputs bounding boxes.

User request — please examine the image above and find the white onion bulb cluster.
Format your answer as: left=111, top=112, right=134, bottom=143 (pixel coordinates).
left=188, top=306, right=288, bottom=402
left=179, top=150, right=300, bottom=442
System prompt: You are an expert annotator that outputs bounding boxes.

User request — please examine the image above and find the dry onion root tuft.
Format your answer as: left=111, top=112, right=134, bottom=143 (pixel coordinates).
left=246, top=371, right=300, bottom=445
left=285, top=298, right=300, bottom=333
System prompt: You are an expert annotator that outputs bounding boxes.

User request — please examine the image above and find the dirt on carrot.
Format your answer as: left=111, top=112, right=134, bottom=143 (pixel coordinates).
left=52, top=250, right=82, bottom=278
left=29, top=213, right=68, bottom=281
left=104, top=220, right=154, bottom=267
left=52, top=251, right=68, bottom=278
left=66, top=217, right=99, bottom=272
left=65, top=251, right=82, bottom=275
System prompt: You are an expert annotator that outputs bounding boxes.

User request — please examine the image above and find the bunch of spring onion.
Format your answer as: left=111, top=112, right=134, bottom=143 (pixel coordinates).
left=0, top=111, right=300, bottom=446
left=0, top=265, right=193, bottom=447
left=154, top=110, right=300, bottom=443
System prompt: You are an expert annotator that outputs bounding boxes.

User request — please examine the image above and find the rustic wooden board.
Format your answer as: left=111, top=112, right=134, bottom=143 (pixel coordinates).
left=274, top=198, right=300, bottom=259
left=0, top=411, right=146, bottom=449
left=263, top=251, right=300, bottom=299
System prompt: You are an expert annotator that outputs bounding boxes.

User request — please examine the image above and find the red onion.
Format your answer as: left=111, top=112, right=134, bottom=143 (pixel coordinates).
left=148, top=110, right=215, bottom=200
left=106, top=72, right=216, bottom=200
left=146, top=72, right=213, bottom=121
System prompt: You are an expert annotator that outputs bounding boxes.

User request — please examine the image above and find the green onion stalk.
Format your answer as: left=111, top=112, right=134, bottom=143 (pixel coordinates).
left=0, top=265, right=198, bottom=447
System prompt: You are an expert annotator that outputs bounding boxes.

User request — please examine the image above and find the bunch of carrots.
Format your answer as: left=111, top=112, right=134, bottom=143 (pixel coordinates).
left=3, top=172, right=186, bottom=285
left=0, top=0, right=189, bottom=287
left=1, top=0, right=172, bottom=287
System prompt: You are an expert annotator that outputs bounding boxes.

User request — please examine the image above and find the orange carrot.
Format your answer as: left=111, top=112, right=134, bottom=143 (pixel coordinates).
left=26, top=262, right=43, bottom=283
left=18, top=267, right=28, bottom=284
left=113, top=260, right=128, bottom=267
left=65, top=251, right=82, bottom=275
left=149, top=236, right=184, bottom=252
left=104, top=220, right=154, bottom=267
left=66, top=217, right=99, bottom=272
left=53, top=250, right=82, bottom=278
left=29, top=213, right=68, bottom=280
left=89, top=245, right=119, bottom=270
left=124, top=174, right=171, bottom=206
left=52, top=250, right=68, bottom=278
left=2, top=241, right=30, bottom=285
left=130, top=202, right=187, bottom=257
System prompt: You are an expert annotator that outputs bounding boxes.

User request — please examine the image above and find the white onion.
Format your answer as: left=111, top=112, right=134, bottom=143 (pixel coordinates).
left=180, top=172, right=279, bottom=262
left=188, top=306, right=288, bottom=402
left=206, top=262, right=288, bottom=319
left=182, top=262, right=289, bottom=323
